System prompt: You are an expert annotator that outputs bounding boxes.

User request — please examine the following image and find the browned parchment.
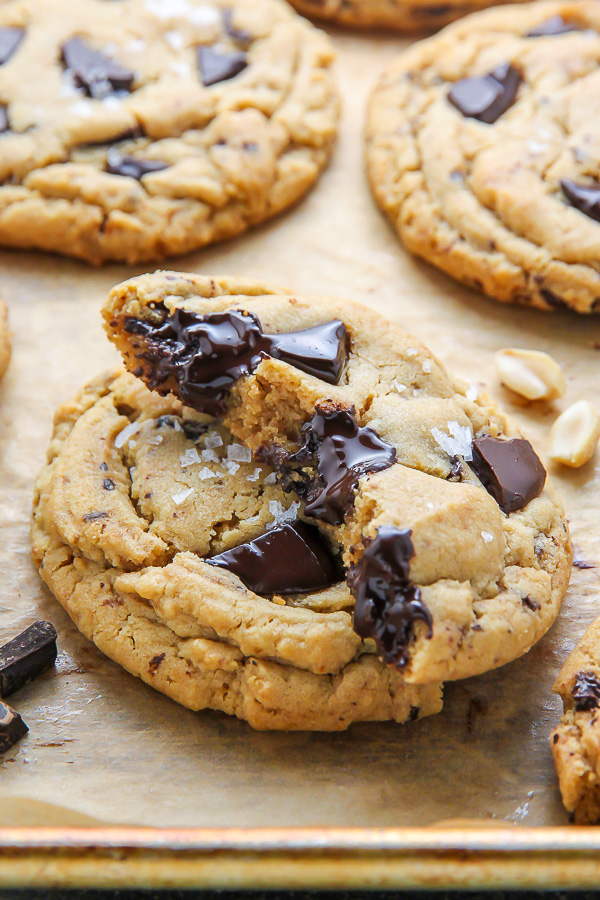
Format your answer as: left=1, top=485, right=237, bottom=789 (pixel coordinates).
left=1, top=25, right=599, bottom=830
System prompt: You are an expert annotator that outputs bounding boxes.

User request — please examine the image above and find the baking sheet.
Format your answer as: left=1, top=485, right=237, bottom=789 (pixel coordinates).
left=1, top=23, right=600, bottom=833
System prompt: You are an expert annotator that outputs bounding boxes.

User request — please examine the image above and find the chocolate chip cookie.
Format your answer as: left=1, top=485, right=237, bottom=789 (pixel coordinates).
left=552, top=618, right=600, bottom=822
left=32, top=370, right=442, bottom=730
left=0, top=300, right=10, bottom=383
left=102, top=272, right=572, bottom=685
left=0, top=0, right=338, bottom=264
left=366, top=1, right=600, bottom=312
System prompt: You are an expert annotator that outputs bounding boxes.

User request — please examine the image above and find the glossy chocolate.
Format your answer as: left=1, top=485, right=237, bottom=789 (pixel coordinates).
left=207, top=521, right=340, bottom=595
left=527, top=16, right=580, bottom=36
left=470, top=436, right=546, bottom=514
left=0, top=621, right=58, bottom=698
left=124, top=308, right=348, bottom=416
left=561, top=178, right=600, bottom=224
left=0, top=700, right=27, bottom=753
left=106, top=151, right=169, bottom=180
left=197, top=46, right=247, bottom=87
left=448, top=63, right=522, bottom=124
left=572, top=671, right=600, bottom=712
left=348, top=526, right=432, bottom=669
left=0, top=27, right=24, bottom=66
left=62, top=37, right=135, bottom=98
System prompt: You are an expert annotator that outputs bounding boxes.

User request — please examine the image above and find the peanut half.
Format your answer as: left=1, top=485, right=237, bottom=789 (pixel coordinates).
left=548, top=401, right=600, bottom=468
left=495, top=349, right=566, bottom=401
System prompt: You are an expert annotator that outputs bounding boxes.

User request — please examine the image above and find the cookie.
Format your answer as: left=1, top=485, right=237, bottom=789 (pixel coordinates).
left=102, top=271, right=572, bottom=685
left=551, top=618, right=600, bottom=823
left=366, top=1, right=600, bottom=313
left=287, top=0, right=528, bottom=34
left=0, top=0, right=338, bottom=265
left=32, top=370, right=442, bottom=730
left=0, top=300, right=10, bottom=383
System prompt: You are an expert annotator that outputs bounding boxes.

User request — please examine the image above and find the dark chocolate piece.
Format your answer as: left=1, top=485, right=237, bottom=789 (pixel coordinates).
left=348, top=527, right=432, bottom=669
left=572, top=671, right=600, bottom=712
left=0, top=621, right=58, bottom=698
left=62, top=36, right=135, bottom=98
left=197, top=45, right=247, bottom=87
left=124, top=308, right=348, bottom=416
left=222, top=9, right=253, bottom=46
left=561, top=179, right=600, bottom=224
left=286, top=405, right=396, bottom=525
left=448, top=63, right=522, bottom=124
left=527, top=16, right=580, bottom=36
left=0, top=701, right=28, bottom=753
left=0, top=104, right=8, bottom=134
left=207, top=521, right=340, bottom=595
left=106, top=150, right=169, bottom=180
left=0, top=27, right=24, bottom=65
left=470, top=436, right=546, bottom=514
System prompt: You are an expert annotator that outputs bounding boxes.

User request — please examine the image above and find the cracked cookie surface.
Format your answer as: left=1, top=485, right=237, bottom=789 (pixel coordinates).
left=32, top=370, right=441, bottom=730
left=0, top=0, right=338, bottom=264
left=103, top=271, right=572, bottom=684
left=366, top=0, right=600, bottom=313
left=0, top=300, right=9, bottom=383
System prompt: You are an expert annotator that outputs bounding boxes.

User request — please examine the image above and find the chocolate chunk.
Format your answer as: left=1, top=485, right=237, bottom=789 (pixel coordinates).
left=62, top=37, right=135, bottom=98
left=286, top=405, right=396, bottom=525
left=561, top=178, right=600, bottom=224
left=448, top=63, right=522, bottom=124
left=0, top=621, right=57, bottom=698
left=0, top=27, right=24, bottom=65
left=197, top=45, right=247, bottom=87
left=124, top=308, right=348, bottom=416
left=207, top=521, right=340, bottom=595
left=0, top=701, right=28, bottom=753
left=572, top=671, right=600, bottom=712
left=0, top=104, right=8, bottom=134
left=222, top=9, right=253, bottom=46
left=348, top=527, right=432, bottom=669
left=106, top=150, right=169, bottom=180
left=527, top=16, right=580, bottom=36
left=470, top=436, right=546, bottom=514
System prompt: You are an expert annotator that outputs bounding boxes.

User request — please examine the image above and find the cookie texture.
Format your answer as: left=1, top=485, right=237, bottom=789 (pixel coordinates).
left=552, top=618, right=600, bottom=823
left=0, top=300, right=9, bottom=382
left=366, top=1, right=600, bottom=313
left=103, top=272, right=572, bottom=685
left=288, top=0, right=528, bottom=34
left=0, top=0, right=338, bottom=265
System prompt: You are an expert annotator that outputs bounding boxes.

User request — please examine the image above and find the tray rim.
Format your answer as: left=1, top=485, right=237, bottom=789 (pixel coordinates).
left=2, top=825, right=600, bottom=890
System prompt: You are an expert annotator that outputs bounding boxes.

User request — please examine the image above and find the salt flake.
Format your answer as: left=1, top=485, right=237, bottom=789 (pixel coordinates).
left=180, top=448, right=201, bottom=468
left=268, top=500, right=300, bottom=527
left=165, top=30, right=184, bottom=51
left=227, top=444, right=252, bottom=463
left=393, top=380, right=407, bottom=394
left=224, top=460, right=240, bottom=475
left=422, top=360, right=432, bottom=374
left=198, top=467, right=216, bottom=480
left=204, top=433, right=223, bottom=449
left=264, top=472, right=277, bottom=485
left=481, top=531, right=494, bottom=544
left=172, top=487, right=194, bottom=505
left=115, top=421, right=141, bottom=449
left=247, top=468, right=261, bottom=482
left=431, top=420, right=473, bottom=461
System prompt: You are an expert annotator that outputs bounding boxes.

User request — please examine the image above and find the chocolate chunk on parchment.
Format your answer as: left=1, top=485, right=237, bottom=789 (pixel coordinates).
left=527, top=16, right=580, bottom=36
left=106, top=150, right=169, bottom=180
left=448, top=63, right=522, bottom=124
left=124, top=308, right=348, bottom=416
left=561, top=179, right=600, bottom=224
left=62, top=37, right=135, bottom=98
left=197, top=46, right=247, bottom=87
left=0, top=27, right=24, bottom=66
left=0, top=621, right=58, bottom=698
left=470, top=436, right=546, bottom=514
left=0, top=700, right=27, bottom=753
left=207, top=520, right=340, bottom=595
left=348, top=526, right=432, bottom=669
left=572, top=671, right=600, bottom=712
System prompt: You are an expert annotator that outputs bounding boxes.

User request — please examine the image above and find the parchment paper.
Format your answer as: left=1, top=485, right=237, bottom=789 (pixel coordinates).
left=1, top=25, right=599, bottom=831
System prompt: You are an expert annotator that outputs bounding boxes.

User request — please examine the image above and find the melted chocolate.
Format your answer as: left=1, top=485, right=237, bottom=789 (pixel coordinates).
left=124, top=308, right=348, bottom=416
left=448, top=63, right=522, bottom=124
left=572, top=671, right=600, bottom=712
left=106, top=150, right=169, bottom=180
left=561, top=178, right=600, bottom=224
left=197, top=46, right=247, bottom=86
left=0, top=700, right=28, bottom=753
left=0, top=105, right=8, bottom=134
left=207, top=520, right=340, bottom=595
left=527, top=16, right=580, bottom=36
left=62, top=37, right=135, bottom=98
left=0, top=27, right=23, bottom=66
left=470, top=436, right=546, bottom=514
left=348, top=526, right=432, bottom=669
left=283, top=405, right=396, bottom=525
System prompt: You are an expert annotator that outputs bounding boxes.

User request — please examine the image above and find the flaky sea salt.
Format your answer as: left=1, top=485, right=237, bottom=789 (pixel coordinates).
left=224, top=460, right=239, bottom=475
left=188, top=5, right=221, bottom=26
left=393, top=380, right=407, bottom=394
left=204, top=433, right=223, bottom=449
left=102, top=96, right=123, bottom=110
left=466, top=385, right=479, bottom=403
left=201, top=448, right=218, bottom=463
left=165, top=30, right=184, bottom=50
left=247, top=468, right=261, bottom=482
left=268, top=500, right=300, bottom=527
left=115, top=421, right=141, bottom=449
left=172, top=487, right=194, bottom=505
left=422, top=360, right=432, bottom=374
left=198, top=467, right=216, bottom=480
left=481, top=531, right=494, bottom=543
left=227, top=444, right=252, bottom=463
left=146, top=0, right=191, bottom=18
left=406, top=348, right=418, bottom=357
left=124, top=39, right=146, bottom=54
left=69, top=100, right=93, bottom=118
left=264, top=472, right=277, bottom=485
left=169, top=61, right=192, bottom=77
left=431, top=420, right=473, bottom=461
left=180, top=448, right=201, bottom=468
